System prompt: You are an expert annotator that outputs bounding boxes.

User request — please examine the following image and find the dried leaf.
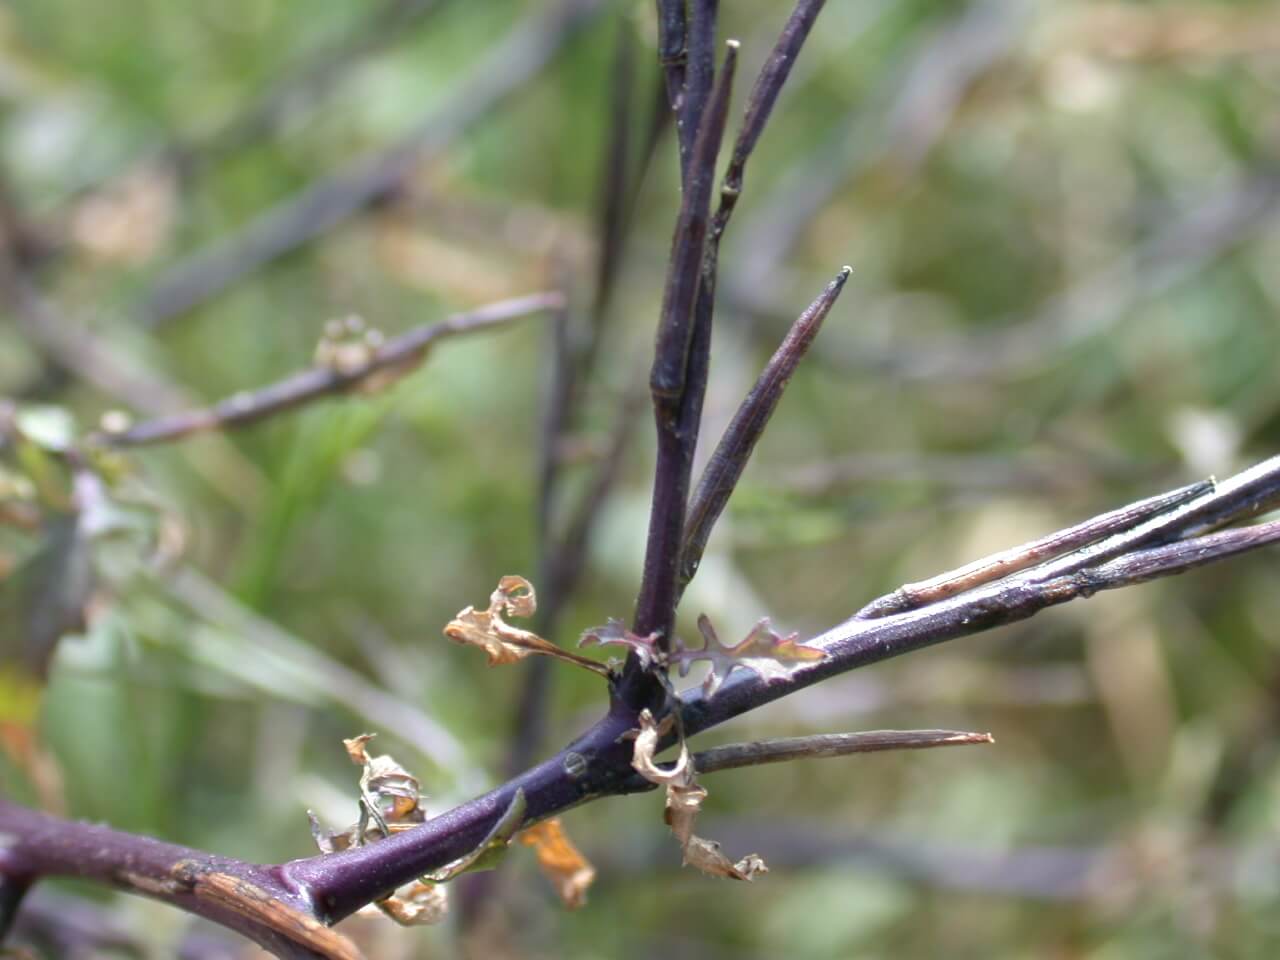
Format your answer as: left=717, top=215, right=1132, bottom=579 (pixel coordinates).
left=676, top=615, right=826, bottom=696
left=517, top=819, right=596, bottom=909
left=347, top=733, right=425, bottom=836
left=628, top=710, right=768, bottom=882
left=310, top=740, right=528, bottom=928
left=663, top=780, right=706, bottom=849
left=375, top=881, right=448, bottom=926
left=629, top=709, right=689, bottom=786
left=445, top=576, right=610, bottom=676
left=578, top=618, right=660, bottom=668
left=682, top=838, right=769, bottom=881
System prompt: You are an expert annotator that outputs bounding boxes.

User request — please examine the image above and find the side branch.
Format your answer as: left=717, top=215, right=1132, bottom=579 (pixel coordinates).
left=692, top=729, right=992, bottom=773
left=0, top=801, right=354, bottom=960
left=140, top=0, right=605, bottom=326
left=856, top=478, right=1213, bottom=617
left=97, top=292, right=562, bottom=447
left=680, top=267, right=849, bottom=590
left=679, top=454, right=1280, bottom=739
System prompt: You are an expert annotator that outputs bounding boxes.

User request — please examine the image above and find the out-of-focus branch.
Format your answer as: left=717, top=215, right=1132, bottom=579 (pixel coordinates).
left=96, top=291, right=562, bottom=447
left=693, top=729, right=992, bottom=774
left=139, top=0, right=607, bottom=327
left=728, top=0, right=1023, bottom=307
left=0, top=874, right=30, bottom=943
left=10, top=888, right=241, bottom=960
left=179, top=0, right=449, bottom=174
left=845, top=165, right=1280, bottom=383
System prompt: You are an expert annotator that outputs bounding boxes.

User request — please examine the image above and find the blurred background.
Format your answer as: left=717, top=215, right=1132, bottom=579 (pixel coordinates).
left=3, top=0, right=1280, bottom=956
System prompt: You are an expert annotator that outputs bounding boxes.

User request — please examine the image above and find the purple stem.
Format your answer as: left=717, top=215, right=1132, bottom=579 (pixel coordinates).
left=633, top=43, right=738, bottom=654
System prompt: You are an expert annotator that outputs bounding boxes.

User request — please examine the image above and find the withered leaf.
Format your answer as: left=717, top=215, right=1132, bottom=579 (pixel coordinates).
left=675, top=615, right=826, bottom=696
left=629, top=710, right=768, bottom=882
left=310, top=739, right=528, bottom=928
left=517, top=818, right=596, bottom=909
left=375, top=881, right=448, bottom=926
left=578, top=619, right=660, bottom=668
left=682, top=838, right=769, bottom=881
left=346, top=733, right=426, bottom=835
left=445, top=576, right=610, bottom=675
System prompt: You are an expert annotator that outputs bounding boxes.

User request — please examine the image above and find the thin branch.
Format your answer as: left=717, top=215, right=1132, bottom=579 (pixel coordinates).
left=669, top=1, right=837, bottom=595
left=714, top=0, right=828, bottom=236
left=655, top=0, right=688, bottom=123
left=648, top=42, right=737, bottom=405
left=728, top=0, right=1023, bottom=311
left=10, top=888, right=241, bottom=960
left=633, top=42, right=738, bottom=651
left=678, top=1, right=720, bottom=183
left=680, top=266, right=849, bottom=590
left=182, top=0, right=448, bottom=173
left=692, top=729, right=992, bottom=774
left=5, top=456, right=1280, bottom=949
left=857, top=478, right=1213, bottom=618
left=550, top=391, right=645, bottom=607
left=590, top=16, right=638, bottom=330
left=139, top=0, right=606, bottom=327
left=679, top=455, right=1280, bottom=740
left=0, top=802, right=357, bottom=960
left=97, top=292, right=562, bottom=447
left=1081, top=517, right=1280, bottom=586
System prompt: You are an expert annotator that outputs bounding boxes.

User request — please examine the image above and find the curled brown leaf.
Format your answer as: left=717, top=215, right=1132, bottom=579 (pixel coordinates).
left=445, top=576, right=610, bottom=675
left=517, top=818, right=596, bottom=909
left=629, top=709, right=767, bottom=882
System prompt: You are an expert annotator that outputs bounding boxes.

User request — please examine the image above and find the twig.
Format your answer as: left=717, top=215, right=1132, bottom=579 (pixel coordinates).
left=181, top=0, right=448, bottom=173
left=679, top=455, right=1280, bottom=740
left=5, top=456, right=1280, bottom=949
left=728, top=0, right=1023, bottom=310
left=693, top=729, right=992, bottom=774
left=680, top=267, right=849, bottom=590
left=97, top=292, right=562, bottom=447
left=677, top=1, right=720, bottom=183
left=648, top=42, right=737, bottom=406
left=714, top=0, right=828, bottom=236
left=655, top=1, right=688, bottom=128
left=843, top=166, right=1280, bottom=383
left=0, top=802, right=359, bottom=960
left=665, top=1, right=836, bottom=596
left=139, top=0, right=606, bottom=327
left=857, top=478, right=1213, bottom=618
left=632, top=42, right=737, bottom=650
left=768, top=449, right=1162, bottom=498
left=590, top=16, right=638, bottom=330
left=10, top=888, right=241, bottom=960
